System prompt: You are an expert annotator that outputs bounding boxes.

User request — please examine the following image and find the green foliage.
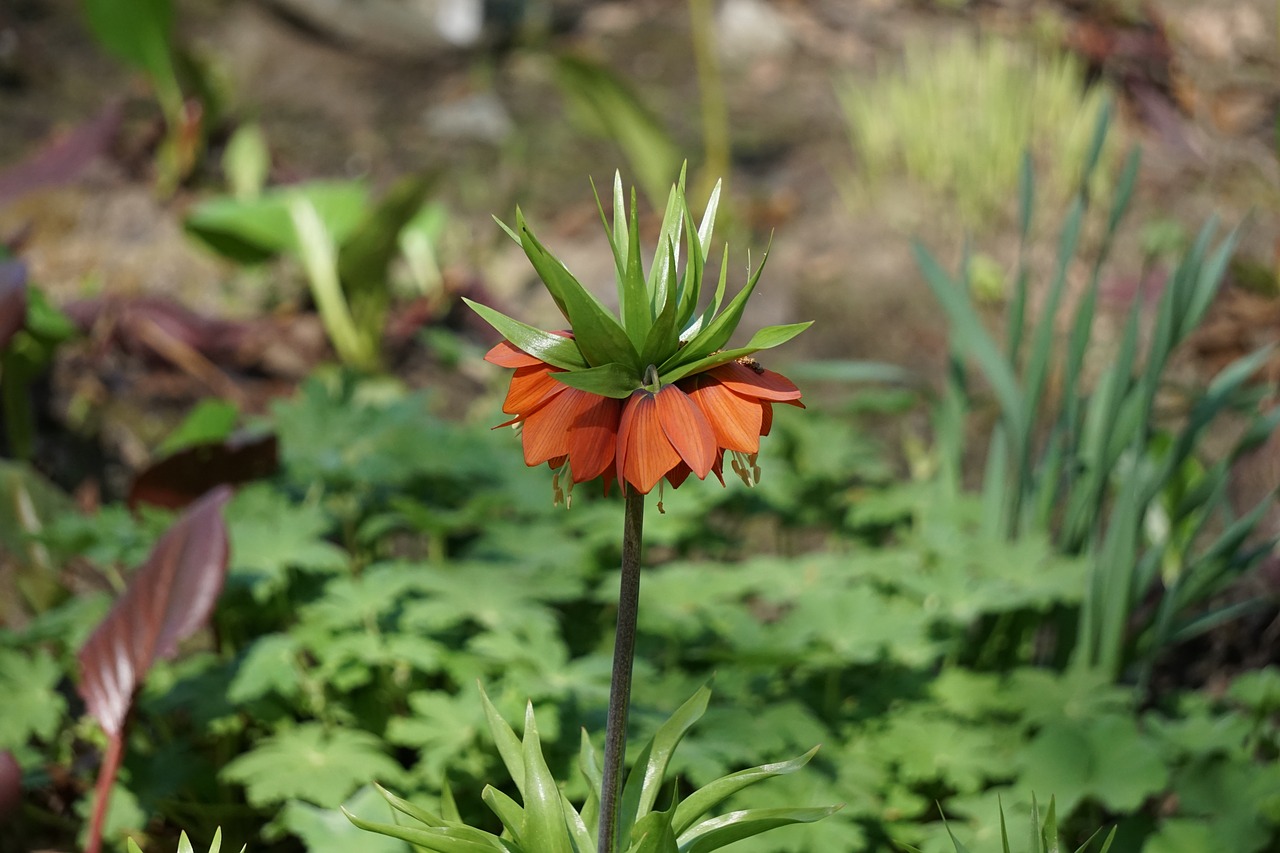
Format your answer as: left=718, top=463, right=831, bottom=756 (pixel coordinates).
left=913, top=111, right=1273, bottom=684
left=349, top=686, right=836, bottom=853
left=80, top=0, right=225, bottom=190
left=12, top=124, right=1280, bottom=853
left=125, top=828, right=246, bottom=853
left=470, top=171, right=809, bottom=400
left=555, top=56, right=682, bottom=212
left=6, top=350, right=1279, bottom=853
left=186, top=176, right=442, bottom=371
left=221, top=724, right=405, bottom=808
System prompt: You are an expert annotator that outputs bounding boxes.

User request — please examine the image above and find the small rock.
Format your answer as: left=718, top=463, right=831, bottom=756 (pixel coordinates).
left=423, top=91, right=514, bottom=144
left=717, top=0, right=793, bottom=65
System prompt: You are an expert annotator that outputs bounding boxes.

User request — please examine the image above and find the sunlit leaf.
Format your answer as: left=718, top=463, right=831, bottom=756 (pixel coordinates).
left=78, top=486, right=232, bottom=736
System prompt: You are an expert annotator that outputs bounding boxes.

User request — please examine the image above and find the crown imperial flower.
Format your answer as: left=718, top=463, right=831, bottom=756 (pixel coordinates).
left=468, top=171, right=809, bottom=503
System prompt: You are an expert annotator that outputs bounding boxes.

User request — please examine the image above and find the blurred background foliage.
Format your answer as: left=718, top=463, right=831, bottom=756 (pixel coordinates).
left=1, top=0, right=1279, bottom=851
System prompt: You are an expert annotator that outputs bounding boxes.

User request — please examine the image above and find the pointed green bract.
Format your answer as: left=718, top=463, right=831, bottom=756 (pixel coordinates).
left=517, top=212, right=639, bottom=370
left=641, top=239, right=685, bottom=367
left=660, top=323, right=812, bottom=384
left=465, top=300, right=589, bottom=371
left=672, top=249, right=771, bottom=366
left=554, top=363, right=641, bottom=399
left=482, top=786, right=526, bottom=848
left=473, top=172, right=808, bottom=401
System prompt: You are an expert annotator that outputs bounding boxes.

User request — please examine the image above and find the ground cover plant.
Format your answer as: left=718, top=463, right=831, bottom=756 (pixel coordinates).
left=4, top=154, right=1280, bottom=850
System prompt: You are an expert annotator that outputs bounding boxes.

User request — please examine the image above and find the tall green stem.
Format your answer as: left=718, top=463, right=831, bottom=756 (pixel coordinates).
left=598, top=490, right=645, bottom=853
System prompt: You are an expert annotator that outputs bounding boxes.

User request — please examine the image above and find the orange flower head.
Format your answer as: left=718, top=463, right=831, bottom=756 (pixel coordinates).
left=469, top=170, right=809, bottom=504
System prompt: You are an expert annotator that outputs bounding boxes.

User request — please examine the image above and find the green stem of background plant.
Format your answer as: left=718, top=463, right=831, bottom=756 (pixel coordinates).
left=598, top=490, right=645, bottom=853
left=688, top=0, right=729, bottom=198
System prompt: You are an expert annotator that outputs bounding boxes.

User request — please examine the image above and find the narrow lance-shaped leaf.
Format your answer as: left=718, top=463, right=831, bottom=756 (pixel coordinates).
left=672, top=748, right=819, bottom=836
left=516, top=212, right=639, bottom=370
left=464, top=299, right=589, bottom=371
left=672, top=247, right=771, bottom=367
left=648, top=173, right=687, bottom=311
left=591, top=175, right=627, bottom=285
left=78, top=485, right=233, bottom=736
left=518, top=703, right=574, bottom=853
left=553, top=363, right=639, bottom=399
left=659, top=323, right=812, bottom=384
left=623, top=186, right=652, bottom=345
left=674, top=201, right=707, bottom=337
left=79, top=486, right=233, bottom=853
left=375, top=782, right=451, bottom=828
left=682, top=244, right=729, bottom=342
left=618, top=685, right=711, bottom=849
left=482, top=786, right=527, bottom=847
left=676, top=806, right=841, bottom=853
left=342, top=810, right=514, bottom=853
left=478, top=686, right=526, bottom=797
left=640, top=238, right=684, bottom=368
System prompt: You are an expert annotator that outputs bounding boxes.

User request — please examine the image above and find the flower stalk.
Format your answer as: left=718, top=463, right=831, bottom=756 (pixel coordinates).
left=598, top=489, right=645, bottom=853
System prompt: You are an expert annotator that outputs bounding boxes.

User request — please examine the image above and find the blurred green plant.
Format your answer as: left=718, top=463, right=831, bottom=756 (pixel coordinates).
left=80, top=0, right=229, bottom=192
left=839, top=36, right=1114, bottom=229
left=127, top=829, right=245, bottom=853
left=186, top=173, right=442, bottom=371
left=912, top=797, right=1115, bottom=853
left=552, top=0, right=733, bottom=208
left=0, top=261, right=77, bottom=461
left=913, top=107, right=1278, bottom=684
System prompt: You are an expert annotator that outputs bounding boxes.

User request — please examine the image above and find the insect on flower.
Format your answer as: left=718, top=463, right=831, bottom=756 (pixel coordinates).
left=469, top=169, right=810, bottom=507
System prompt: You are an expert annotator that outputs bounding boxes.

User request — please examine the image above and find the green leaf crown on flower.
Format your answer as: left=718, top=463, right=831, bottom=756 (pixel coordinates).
left=463, top=169, right=812, bottom=400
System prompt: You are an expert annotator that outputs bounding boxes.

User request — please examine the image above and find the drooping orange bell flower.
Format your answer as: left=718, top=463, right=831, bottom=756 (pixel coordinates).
left=487, top=340, right=803, bottom=496
left=469, top=169, right=810, bottom=503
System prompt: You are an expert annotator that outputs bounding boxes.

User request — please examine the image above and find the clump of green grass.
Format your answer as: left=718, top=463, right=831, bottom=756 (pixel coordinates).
left=839, top=36, right=1114, bottom=229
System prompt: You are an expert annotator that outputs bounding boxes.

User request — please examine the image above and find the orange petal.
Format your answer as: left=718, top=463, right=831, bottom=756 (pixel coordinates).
left=485, top=340, right=543, bottom=368
left=684, top=374, right=764, bottom=454
left=656, top=385, right=716, bottom=479
left=520, top=388, right=584, bottom=466
left=666, top=462, right=692, bottom=489
left=568, top=393, right=622, bottom=483
left=707, top=362, right=803, bottom=402
left=485, top=332, right=575, bottom=367
left=616, top=391, right=681, bottom=494
left=760, top=401, right=774, bottom=437
left=503, top=365, right=568, bottom=415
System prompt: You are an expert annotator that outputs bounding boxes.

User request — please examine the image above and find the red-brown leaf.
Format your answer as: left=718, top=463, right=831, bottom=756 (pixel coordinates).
left=127, top=433, right=279, bottom=511
left=0, top=261, right=27, bottom=352
left=77, top=486, right=233, bottom=736
left=0, top=102, right=123, bottom=205
left=0, top=750, right=20, bottom=821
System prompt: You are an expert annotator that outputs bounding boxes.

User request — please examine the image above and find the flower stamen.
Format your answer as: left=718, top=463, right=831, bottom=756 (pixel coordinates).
left=729, top=450, right=761, bottom=488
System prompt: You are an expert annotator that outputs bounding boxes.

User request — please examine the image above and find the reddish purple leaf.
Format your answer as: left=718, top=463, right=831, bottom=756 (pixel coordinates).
left=0, top=102, right=123, bottom=205
left=0, top=750, right=20, bottom=821
left=0, top=261, right=27, bottom=352
left=77, top=486, right=233, bottom=737
left=128, top=433, right=279, bottom=511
